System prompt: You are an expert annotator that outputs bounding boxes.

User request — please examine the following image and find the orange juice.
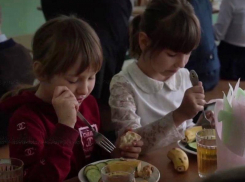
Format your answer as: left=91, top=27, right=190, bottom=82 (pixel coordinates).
left=196, top=129, right=217, bottom=178
left=197, top=145, right=217, bottom=177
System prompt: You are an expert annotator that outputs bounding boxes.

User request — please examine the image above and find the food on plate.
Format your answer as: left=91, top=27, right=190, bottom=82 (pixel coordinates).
left=119, top=131, right=142, bottom=148
left=86, top=168, right=101, bottom=182
left=167, top=147, right=189, bottom=172
left=84, top=165, right=99, bottom=174
left=96, top=162, right=107, bottom=171
left=107, top=160, right=142, bottom=174
left=182, top=126, right=202, bottom=143
left=186, top=142, right=197, bottom=152
left=106, top=159, right=121, bottom=165
left=137, top=165, right=154, bottom=179
left=83, top=159, right=154, bottom=182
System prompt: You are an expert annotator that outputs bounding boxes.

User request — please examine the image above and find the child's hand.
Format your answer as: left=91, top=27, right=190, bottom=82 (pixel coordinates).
left=119, top=140, right=143, bottom=159
left=52, top=86, right=79, bottom=128
left=112, top=140, right=143, bottom=159
left=196, top=110, right=215, bottom=128
left=173, top=82, right=205, bottom=125
left=111, top=130, right=144, bottom=159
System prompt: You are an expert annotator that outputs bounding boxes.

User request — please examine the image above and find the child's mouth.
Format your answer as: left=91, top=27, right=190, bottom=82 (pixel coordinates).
left=168, top=69, right=178, bottom=73
left=77, top=96, right=86, bottom=104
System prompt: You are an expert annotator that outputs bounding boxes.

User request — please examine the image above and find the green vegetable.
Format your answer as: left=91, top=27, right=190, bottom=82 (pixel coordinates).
left=186, top=142, right=197, bottom=152
left=84, top=165, right=98, bottom=175
left=96, top=162, right=107, bottom=171
left=84, top=159, right=123, bottom=182
left=86, top=169, right=101, bottom=182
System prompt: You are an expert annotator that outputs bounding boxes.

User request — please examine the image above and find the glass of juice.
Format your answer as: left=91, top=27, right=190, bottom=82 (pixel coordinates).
left=0, top=158, right=24, bottom=182
left=101, top=165, right=135, bottom=182
left=196, top=129, right=217, bottom=178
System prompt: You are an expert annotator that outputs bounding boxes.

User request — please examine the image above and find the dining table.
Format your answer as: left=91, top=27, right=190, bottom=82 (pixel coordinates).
left=0, top=142, right=200, bottom=182
left=64, top=142, right=200, bottom=182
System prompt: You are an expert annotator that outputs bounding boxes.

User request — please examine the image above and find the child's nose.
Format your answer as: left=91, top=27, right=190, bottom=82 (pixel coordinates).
left=175, top=58, right=185, bottom=68
left=76, top=84, right=88, bottom=95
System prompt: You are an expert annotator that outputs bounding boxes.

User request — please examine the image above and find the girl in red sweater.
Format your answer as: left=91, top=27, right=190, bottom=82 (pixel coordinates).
left=0, top=16, right=143, bottom=182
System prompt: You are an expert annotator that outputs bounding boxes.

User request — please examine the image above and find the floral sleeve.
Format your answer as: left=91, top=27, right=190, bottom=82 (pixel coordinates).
left=109, top=75, right=183, bottom=153
left=109, top=75, right=141, bottom=135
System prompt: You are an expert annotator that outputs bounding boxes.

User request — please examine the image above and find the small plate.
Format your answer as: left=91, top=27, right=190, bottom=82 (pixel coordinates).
left=78, top=159, right=160, bottom=182
left=177, top=140, right=197, bottom=155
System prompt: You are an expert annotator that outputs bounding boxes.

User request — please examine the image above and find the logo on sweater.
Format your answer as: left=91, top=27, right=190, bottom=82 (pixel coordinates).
left=78, top=124, right=98, bottom=158
left=17, top=122, right=26, bottom=131
left=40, top=159, right=45, bottom=165
left=25, top=147, right=35, bottom=156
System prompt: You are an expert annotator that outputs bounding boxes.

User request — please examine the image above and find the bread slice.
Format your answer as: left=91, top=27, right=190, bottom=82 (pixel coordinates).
left=119, top=131, right=142, bottom=148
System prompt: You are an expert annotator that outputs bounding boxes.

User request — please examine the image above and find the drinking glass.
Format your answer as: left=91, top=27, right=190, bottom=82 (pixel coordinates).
left=196, top=129, right=217, bottom=178
left=101, top=165, right=135, bottom=182
left=0, top=158, right=24, bottom=182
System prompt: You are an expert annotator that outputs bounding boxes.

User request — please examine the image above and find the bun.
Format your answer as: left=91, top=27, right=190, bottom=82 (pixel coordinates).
left=137, top=165, right=154, bottom=179
left=119, top=131, right=142, bottom=148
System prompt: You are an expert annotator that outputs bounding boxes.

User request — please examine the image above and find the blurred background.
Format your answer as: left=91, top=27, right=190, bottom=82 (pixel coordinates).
left=0, top=0, right=221, bottom=50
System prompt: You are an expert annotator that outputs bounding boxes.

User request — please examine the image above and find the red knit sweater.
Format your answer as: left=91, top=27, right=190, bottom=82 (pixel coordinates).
left=1, top=91, right=102, bottom=182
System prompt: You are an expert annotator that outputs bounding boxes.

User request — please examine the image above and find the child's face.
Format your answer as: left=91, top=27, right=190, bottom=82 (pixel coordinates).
left=148, top=49, right=191, bottom=81
left=39, top=58, right=96, bottom=104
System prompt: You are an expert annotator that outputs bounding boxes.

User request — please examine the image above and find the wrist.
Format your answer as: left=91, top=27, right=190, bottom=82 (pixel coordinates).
left=58, top=119, right=75, bottom=128
left=173, top=108, right=188, bottom=126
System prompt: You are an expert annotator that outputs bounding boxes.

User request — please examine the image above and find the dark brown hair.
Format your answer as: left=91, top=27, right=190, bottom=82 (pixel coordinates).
left=1, top=16, right=103, bottom=101
left=33, top=15, right=103, bottom=78
left=130, top=0, right=201, bottom=59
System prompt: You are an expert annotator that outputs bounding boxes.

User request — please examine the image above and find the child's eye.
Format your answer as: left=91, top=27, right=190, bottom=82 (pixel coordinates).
left=68, top=80, right=78, bottom=84
left=167, top=53, right=177, bottom=57
left=89, top=76, right=95, bottom=80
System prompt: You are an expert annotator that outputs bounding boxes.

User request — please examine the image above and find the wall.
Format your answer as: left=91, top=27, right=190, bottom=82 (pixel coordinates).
left=0, top=0, right=45, bottom=38
left=213, top=14, right=218, bottom=24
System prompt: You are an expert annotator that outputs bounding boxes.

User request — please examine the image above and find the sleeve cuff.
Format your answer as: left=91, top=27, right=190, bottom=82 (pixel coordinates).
left=52, top=123, right=79, bottom=148
left=162, top=112, right=184, bottom=139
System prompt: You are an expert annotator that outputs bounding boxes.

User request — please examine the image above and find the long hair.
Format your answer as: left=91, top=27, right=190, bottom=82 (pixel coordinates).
left=130, top=0, right=201, bottom=59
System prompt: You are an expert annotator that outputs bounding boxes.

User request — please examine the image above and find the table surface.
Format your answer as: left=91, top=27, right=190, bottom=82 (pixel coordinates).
left=0, top=80, right=244, bottom=182
left=64, top=142, right=199, bottom=182
left=0, top=143, right=200, bottom=182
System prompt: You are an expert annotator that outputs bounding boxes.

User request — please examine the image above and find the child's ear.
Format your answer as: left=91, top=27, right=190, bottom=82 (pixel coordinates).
left=139, top=32, right=151, bottom=52
left=33, top=61, right=47, bottom=81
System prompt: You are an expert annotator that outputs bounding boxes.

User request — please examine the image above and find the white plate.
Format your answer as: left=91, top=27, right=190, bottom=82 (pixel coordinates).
left=78, top=159, right=160, bottom=182
left=177, top=140, right=197, bottom=155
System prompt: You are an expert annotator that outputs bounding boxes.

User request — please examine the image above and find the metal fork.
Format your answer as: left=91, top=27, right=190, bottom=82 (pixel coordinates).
left=202, top=110, right=212, bottom=128
left=77, top=112, right=116, bottom=153
left=190, top=70, right=212, bottom=127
